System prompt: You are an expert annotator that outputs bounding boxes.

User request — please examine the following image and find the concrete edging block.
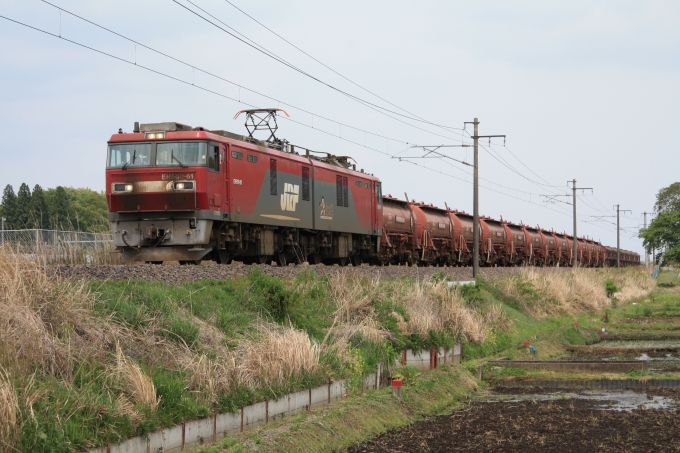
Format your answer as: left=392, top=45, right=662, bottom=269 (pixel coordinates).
left=310, top=385, right=327, bottom=408
left=184, top=417, right=214, bottom=448
left=243, top=401, right=267, bottom=428
left=162, top=424, right=184, bottom=453
left=268, top=396, right=289, bottom=421
left=216, top=411, right=241, bottom=437
left=289, top=389, right=309, bottom=414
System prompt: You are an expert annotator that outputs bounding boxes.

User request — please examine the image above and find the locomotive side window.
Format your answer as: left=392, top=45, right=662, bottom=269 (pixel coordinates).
left=336, top=175, right=343, bottom=207
left=270, top=159, right=277, bottom=196
left=231, top=151, right=243, bottom=160
left=247, top=154, right=258, bottom=163
left=377, top=182, right=382, bottom=204
left=343, top=177, right=349, bottom=207
left=208, top=145, right=220, bottom=172
left=108, top=143, right=152, bottom=168
left=356, top=181, right=362, bottom=187
left=302, top=167, right=310, bottom=201
left=156, top=142, right=207, bottom=166
left=365, top=182, right=370, bottom=188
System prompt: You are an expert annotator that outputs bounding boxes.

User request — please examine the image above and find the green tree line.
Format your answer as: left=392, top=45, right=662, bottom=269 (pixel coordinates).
left=0, top=183, right=110, bottom=233
left=639, top=182, right=680, bottom=264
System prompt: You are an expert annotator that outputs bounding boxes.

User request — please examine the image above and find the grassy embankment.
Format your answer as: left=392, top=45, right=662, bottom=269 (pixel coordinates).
left=0, top=252, right=654, bottom=453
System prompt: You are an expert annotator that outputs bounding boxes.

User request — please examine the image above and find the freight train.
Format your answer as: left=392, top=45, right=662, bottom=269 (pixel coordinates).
left=105, top=112, right=640, bottom=267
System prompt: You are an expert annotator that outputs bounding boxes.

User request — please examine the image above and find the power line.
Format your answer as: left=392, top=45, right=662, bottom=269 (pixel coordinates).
left=1, top=12, right=613, bottom=239
left=171, top=0, right=470, bottom=139
left=30, top=2, right=568, bottom=204
left=37, top=0, right=417, bottom=148
left=220, top=0, right=464, bottom=134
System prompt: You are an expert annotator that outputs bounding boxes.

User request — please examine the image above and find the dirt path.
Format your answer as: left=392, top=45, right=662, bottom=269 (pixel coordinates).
left=347, top=394, right=680, bottom=453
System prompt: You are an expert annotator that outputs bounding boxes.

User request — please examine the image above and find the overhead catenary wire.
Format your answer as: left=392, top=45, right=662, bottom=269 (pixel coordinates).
left=219, top=0, right=465, bottom=134
left=0, top=11, right=619, bottom=238
left=170, top=0, right=471, bottom=140
left=27, top=2, right=568, bottom=204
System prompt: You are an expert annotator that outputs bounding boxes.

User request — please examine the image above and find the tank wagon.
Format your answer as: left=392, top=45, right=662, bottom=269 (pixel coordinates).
left=106, top=113, right=639, bottom=267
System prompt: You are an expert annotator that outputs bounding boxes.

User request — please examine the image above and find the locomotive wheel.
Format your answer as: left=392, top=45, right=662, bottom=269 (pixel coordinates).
left=179, top=260, right=202, bottom=265
left=338, top=258, right=348, bottom=267
left=257, top=256, right=269, bottom=265
left=309, top=254, right=322, bottom=265
left=215, top=250, right=230, bottom=264
left=351, top=255, right=362, bottom=267
left=276, top=252, right=287, bottom=267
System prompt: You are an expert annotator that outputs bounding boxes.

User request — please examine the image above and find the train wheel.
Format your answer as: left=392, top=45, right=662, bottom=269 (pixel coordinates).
left=215, top=250, right=229, bottom=264
left=338, top=258, right=348, bottom=267
left=308, top=254, right=321, bottom=265
left=276, top=252, right=287, bottom=267
left=179, top=260, right=202, bottom=265
left=257, top=256, right=269, bottom=265
left=351, top=255, right=362, bottom=267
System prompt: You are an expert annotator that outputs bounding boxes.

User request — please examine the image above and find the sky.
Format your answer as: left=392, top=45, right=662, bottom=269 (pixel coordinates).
left=1, top=0, right=678, bottom=258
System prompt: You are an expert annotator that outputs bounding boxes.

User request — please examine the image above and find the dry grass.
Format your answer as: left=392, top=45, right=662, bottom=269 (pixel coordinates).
left=0, top=367, right=19, bottom=453
left=0, top=251, right=112, bottom=378
left=113, top=343, right=158, bottom=412
left=235, top=324, right=321, bottom=389
left=182, top=323, right=322, bottom=399
left=495, top=266, right=655, bottom=318
left=326, top=272, right=489, bottom=344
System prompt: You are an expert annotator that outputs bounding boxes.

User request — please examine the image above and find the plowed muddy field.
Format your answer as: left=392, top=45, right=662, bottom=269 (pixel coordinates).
left=347, top=391, right=680, bottom=453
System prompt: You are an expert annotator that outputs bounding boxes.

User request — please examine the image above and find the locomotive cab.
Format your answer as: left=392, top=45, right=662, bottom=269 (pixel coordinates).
left=106, top=122, right=224, bottom=263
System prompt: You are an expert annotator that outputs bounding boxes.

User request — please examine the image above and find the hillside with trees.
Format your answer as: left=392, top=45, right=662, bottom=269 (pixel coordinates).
left=0, top=184, right=110, bottom=233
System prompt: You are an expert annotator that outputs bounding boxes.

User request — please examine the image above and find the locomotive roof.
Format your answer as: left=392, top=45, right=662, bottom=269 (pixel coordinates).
left=108, top=123, right=379, bottom=179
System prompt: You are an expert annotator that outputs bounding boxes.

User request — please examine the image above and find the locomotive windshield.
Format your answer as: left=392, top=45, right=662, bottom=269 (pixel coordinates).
left=156, top=142, right=207, bottom=166
left=108, top=143, right=152, bottom=168
left=107, top=142, right=209, bottom=168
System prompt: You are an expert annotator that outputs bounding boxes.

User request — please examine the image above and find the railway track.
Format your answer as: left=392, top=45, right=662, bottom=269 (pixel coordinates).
left=45, top=263, right=566, bottom=285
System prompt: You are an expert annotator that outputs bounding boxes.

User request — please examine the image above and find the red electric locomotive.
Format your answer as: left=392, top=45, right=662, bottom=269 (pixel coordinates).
left=106, top=110, right=383, bottom=265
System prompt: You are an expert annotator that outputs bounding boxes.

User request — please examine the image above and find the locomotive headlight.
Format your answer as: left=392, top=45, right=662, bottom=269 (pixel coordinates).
left=113, top=183, right=133, bottom=193
left=173, top=181, right=194, bottom=191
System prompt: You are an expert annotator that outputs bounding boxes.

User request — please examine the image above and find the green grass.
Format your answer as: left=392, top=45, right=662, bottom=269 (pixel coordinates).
left=191, top=365, right=479, bottom=453
left=10, top=266, right=659, bottom=453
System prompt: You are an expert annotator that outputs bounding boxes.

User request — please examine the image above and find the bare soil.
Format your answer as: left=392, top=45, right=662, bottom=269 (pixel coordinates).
left=346, top=396, right=680, bottom=453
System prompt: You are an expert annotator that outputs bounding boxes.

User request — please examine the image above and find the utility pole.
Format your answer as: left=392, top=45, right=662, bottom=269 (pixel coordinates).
left=463, top=118, right=505, bottom=279
left=1, top=217, right=5, bottom=248
left=614, top=204, right=632, bottom=268
left=541, top=182, right=592, bottom=268
left=642, top=212, right=652, bottom=265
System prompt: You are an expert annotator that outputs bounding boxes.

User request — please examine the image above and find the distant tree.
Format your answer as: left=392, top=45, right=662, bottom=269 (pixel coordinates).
left=640, top=181, right=680, bottom=264
left=654, top=182, right=680, bottom=214
left=15, top=183, right=32, bottom=228
left=68, top=188, right=110, bottom=233
left=640, top=211, right=680, bottom=263
left=1, top=184, right=17, bottom=229
left=30, top=184, right=49, bottom=228
left=48, top=186, right=73, bottom=229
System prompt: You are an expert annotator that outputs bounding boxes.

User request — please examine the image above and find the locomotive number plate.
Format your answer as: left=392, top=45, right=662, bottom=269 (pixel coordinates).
left=233, top=179, right=243, bottom=185
left=162, top=173, right=193, bottom=180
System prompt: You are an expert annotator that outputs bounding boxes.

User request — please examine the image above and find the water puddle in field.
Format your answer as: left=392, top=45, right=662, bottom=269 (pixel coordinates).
left=597, top=340, right=680, bottom=348
left=485, top=390, right=677, bottom=412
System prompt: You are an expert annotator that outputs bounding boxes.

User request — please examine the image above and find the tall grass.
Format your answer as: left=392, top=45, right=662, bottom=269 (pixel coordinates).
left=326, top=273, right=491, bottom=346
left=0, top=367, right=19, bottom=452
left=494, top=266, right=655, bottom=318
